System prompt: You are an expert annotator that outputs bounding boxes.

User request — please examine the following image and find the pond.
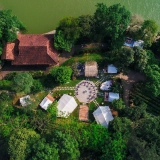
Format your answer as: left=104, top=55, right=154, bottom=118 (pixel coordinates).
left=0, top=0, right=160, bottom=33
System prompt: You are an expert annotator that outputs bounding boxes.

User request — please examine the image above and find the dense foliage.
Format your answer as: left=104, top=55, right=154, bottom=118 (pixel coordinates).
left=50, top=66, right=72, bottom=84
left=0, top=10, right=26, bottom=64
left=13, top=72, right=33, bottom=93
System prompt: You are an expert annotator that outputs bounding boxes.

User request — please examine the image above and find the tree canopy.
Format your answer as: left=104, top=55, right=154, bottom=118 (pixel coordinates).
left=13, top=72, right=33, bottom=93
left=50, top=66, right=72, bottom=84
left=139, top=20, right=158, bottom=47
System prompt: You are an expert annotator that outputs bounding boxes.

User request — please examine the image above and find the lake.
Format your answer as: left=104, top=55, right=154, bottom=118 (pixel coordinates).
left=0, top=0, right=160, bottom=33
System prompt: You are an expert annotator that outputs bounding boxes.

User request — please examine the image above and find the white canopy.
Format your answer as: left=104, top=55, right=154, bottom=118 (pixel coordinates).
left=40, top=94, right=55, bottom=110
left=108, top=92, right=119, bottom=102
left=133, top=40, right=144, bottom=48
left=108, top=64, right=118, bottom=73
left=93, top=106, right=114, bottom=128
left=57, top=94, right=78, bottom=118
left=20, top=95, right=31, bottom=107
left=100, top=80, right=112, bottom=90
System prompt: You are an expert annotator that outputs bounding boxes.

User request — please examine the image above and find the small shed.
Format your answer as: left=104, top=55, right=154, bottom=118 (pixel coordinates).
left=20, top=95, right=31, bottom=107
left=93, top=106, right=114, bottom=128
left=79, top=105, right=89, bottom=121
left=108, top=92, right=119, bottom=102
left=40, top=94, right=55, bottom=110
left=57, top=94, right=78, bottom=118
left=108, top=64, right=117, bottom=73
left=85, top=61, right=98, bottom=77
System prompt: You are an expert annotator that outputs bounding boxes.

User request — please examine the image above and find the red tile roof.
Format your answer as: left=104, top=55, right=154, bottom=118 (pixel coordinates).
left=2, top=34, right=58, bottom=65
left=2, top=43, right=15, bottom=60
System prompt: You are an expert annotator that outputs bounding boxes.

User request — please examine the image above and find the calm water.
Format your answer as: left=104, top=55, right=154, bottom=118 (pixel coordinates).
left=0, top=0, right=160, bottom=33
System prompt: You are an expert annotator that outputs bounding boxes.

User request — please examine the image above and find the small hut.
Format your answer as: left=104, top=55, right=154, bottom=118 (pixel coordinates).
left=20, top=95, right=31, bottom=107
left=85, top=61, right=98, bottom=77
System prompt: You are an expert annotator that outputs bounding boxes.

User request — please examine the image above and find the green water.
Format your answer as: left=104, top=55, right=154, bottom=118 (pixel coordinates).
left=0, top=0, right=160, bottom=33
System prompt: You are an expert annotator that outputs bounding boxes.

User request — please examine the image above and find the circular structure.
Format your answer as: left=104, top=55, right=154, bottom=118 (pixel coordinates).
left=75, top=80, right=97, bottom=103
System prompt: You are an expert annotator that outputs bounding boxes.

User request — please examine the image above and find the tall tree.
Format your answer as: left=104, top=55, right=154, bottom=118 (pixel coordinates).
left=0, top=10, right=26, bottom=43
left=117, top=46, right=134, bottom=70
left=133, top=47, right=148, bottom=72
left=54, top=17, right=81, bottom=52
left=140, top=20, right=158, bottom=47
left=94, top=3, right=131, bottom=48
left=13, top=72, right=33, bottom=93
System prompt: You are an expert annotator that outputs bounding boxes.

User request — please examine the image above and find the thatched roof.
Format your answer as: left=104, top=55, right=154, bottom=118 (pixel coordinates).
left=85, top=61, right=98, bottom=77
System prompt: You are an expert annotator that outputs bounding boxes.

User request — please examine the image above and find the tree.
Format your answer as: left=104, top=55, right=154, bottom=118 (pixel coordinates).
left=47, top=101, right=58, bottom=122
left=54, top=30, right=73, bottom=52
left=50, top=66, right=72, bottom=84
left=0, top=10, right=26, bottom=43
left=117, top=46, right=134, bottom=70
left=30, top=138, right=59, bottom=160
left=54, top=17, right=81, bottom=52
left=139, top=20, right=158, bottom=47
left=52, top=131, right=80, bottom=160
left=127, top=14, right=144, bottom=39
left=31, top=79, right=43, bottom=93
left=146, top=50, right=158, bottom=65
left=151, top=37, right=160, bottom=55
left=112, top=98, right=126, bottom=111
left=101, top=132, right=127, bottom=160
left=109, top=117, right=132, bottom=136
left=133, top=47, right=148, bottom=72
left=78, top=15, right=95, bottom=39
left=8, top=128, right=40, bottom=160
left=144, top=64, right=160, bottom=97
left=94, top=3, right=131, bottom=48
left=124, top=103, right=147, bottom=121
left=13, top=72, right=33, bottom=93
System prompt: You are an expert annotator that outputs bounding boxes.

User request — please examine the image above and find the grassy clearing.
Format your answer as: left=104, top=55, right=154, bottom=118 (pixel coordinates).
left=62, top=53, right=103, bottom=67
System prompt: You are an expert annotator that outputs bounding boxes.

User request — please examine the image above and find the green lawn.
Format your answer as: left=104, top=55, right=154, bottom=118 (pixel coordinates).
left=62, top=53, right=104, bottom=67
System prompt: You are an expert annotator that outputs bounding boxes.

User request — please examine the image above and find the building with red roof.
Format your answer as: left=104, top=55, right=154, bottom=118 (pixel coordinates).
left=1, top=34, right=58, bottom=66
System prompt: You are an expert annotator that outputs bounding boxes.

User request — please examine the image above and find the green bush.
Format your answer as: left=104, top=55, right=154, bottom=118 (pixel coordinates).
left=0, top=80, right=12, bottom=90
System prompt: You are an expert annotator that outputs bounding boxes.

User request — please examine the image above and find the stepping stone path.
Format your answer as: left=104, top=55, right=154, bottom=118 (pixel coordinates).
left=53, top=86, right=75, bottom=91
left=93, top=99, right=99, bottom=107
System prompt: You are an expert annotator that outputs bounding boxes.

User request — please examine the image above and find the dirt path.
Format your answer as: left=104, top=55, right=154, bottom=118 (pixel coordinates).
left=117, top=70, right=145, bottom=106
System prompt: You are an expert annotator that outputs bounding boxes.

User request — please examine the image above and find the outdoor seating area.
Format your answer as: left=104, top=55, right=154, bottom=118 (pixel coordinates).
left=100, top=80, right=112, bottom=90
left=75, top=80, right=98, bottom=103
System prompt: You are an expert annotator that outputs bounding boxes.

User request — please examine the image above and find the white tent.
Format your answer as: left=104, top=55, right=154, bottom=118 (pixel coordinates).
left=40, top=94, right=55, bottom=110
left=108, top=92, right=119, bottom=102
left=133, top=40, right=144, bottom=48
left=93, top=106, right=114, bottom=128
left=20, top=95, right=31, bottom=107
left=108, top=64, right=118, bottom=73
left=100, top=80, right=112, bottom=90
left=57, top=94, right=78, bottom=118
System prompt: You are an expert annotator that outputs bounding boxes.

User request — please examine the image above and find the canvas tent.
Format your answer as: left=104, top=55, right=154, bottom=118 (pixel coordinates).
left=20, top=95, right=31, bottom=107
left=40, top=94, right=55, bottom=110
left=93, top=106, right=114, bottom=128
left=85, top=61, right=98, bottom=77
left=108, top=64, right=118, bottom=73
left=108, top=92, right=119, bottom=102
left=57, top=94, right=78, bottom=118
